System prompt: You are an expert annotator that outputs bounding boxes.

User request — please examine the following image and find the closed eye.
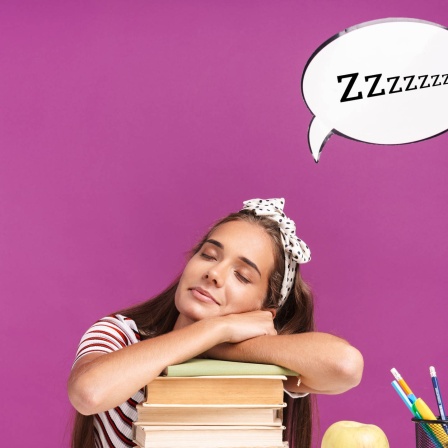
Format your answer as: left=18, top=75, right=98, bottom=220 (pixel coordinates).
left=200, top=253, right=216, bottom=261
left=235, top=271, right=250, bottom=284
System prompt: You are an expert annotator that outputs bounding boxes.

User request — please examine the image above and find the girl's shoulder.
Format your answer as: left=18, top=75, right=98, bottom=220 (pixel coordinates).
left=97, top=313, right=142, bottom=342
left=73, top=313, right=142, bottom=366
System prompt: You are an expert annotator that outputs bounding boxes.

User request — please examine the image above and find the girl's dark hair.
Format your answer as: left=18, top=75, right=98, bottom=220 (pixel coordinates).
left=72, top=210, right=316, bottom=448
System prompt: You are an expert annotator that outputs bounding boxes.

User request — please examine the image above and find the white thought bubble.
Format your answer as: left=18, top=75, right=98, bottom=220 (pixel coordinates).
left=301, top=18, right=448, bottom=162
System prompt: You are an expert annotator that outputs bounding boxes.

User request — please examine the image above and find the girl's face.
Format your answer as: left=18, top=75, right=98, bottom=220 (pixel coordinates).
left=174, top=220, right=275, bottom=325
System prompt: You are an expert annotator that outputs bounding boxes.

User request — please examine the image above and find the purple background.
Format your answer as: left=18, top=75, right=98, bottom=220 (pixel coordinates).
left=1, top=1, right=447, bottom=447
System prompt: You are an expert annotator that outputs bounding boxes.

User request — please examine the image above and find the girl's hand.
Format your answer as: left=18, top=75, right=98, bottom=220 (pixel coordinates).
left=217, top=310, right=277, bottom=343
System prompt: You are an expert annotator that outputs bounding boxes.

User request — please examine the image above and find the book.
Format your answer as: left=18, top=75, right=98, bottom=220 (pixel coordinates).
left=136, top=403, right=285, bottom=426
left=132, top=442, right=289, bottom=448
left=136, top=359, right=292, bottom=447
left=145, top=376, right=286, bottom=405
left=133, top=443, right=289, bottom=448
left=164, top=358, right=297, bottom=377
left=133, top=444, right=289, bottom=448
left=133, top=424, right=285, bottom=448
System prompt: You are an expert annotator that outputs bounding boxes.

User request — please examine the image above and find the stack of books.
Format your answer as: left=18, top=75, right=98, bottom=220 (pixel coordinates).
left=132, top=358, right=295, bottom=448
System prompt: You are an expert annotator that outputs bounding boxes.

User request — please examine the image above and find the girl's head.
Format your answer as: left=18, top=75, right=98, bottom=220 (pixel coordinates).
left=175, top=199, right=312, bottom=327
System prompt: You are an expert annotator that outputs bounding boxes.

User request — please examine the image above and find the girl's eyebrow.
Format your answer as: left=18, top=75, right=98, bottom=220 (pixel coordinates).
left=205, top=239, right=261, bottom=277
left=205, top=238, right=223, bottom=249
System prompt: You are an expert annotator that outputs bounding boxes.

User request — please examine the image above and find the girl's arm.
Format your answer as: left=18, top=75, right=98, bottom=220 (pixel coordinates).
left=68, top=311, right=275, bottom=415
left=204, top=332, right=363, bottom=394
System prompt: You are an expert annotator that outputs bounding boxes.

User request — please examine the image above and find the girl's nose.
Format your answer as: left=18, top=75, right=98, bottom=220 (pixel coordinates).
left=204, top=267, right=224, bottom=287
